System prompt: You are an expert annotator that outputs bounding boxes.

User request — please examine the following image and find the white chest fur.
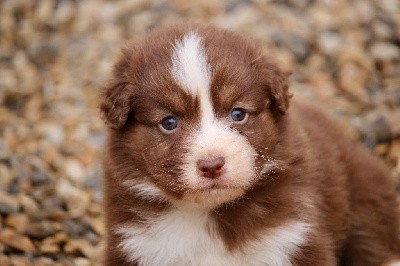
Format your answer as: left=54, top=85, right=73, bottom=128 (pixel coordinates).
left=116, top=209, right=310, bottom=266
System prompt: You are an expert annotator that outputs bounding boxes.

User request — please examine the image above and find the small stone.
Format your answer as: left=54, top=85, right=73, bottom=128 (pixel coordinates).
left=0, top=228, right=35, bottom=252
left=26, top=221, right=62, bottom=239
left=56, top=180, right=90, bottom=217
left=89, top=217, right=105, bottom=236
left=9, top=255, right=33, bottom=266
left=387, top=110, right=400, bottom=137
left=36, top=122, right=64, bottom=145
left=64, top=239, right=90, bottom=255
left=0, top=191, right=19, bottom=214
left=63, top=219, right=89, bottom=238
left=360, top=115, right=392, bottom=145
left=375, top=143, right=390, bottom=156
left=54, top=0, right=76, bottom=24
left=317, top=31, right=343, bottom=56
left=389, top=141, right=400, bottom=165
left=39, top=242, right=60, bottom=254
left=5, top=213, right=29, bottom=233
left=0, top=255, right=10, bottom=266
left=370, top=42, right=400, bottom=61
left=30, top=171, right=51, bottom=186
left=0, top=163, right=14, bottom=188
left=65, top=159, right=87, bottom=184
left=73, top=257, right=91, bottom=266
left=84, top=230, right=100, bottom=245
left=41, top=232, right=68, bottom=246
left=337, top=62, right=369, bottom=101
left=33, top=257, right=56, bottom=266
left=19, top=194, right=39, bottom=215
left=87, top=202, right=102, bottom=217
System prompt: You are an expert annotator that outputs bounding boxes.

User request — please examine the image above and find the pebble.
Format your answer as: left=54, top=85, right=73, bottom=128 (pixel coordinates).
left=39, top=241, right=60, bottom=254
left=25, top=221, right=62, bottom=239
left=18, top=194, right=39, bottom=215
left=0, top=228, right=35, bottom=253
left=5, top=213, right=29, bottom=233
left=73, top=257, right=91, bottom=266
left=9, top=255, right=33, bottom=266
left=389, top=140, right=400, bottom=164
left=32, top=257, right=56, bottom=266
left=65, top=159, right=87, bottom=185
left=64, top=239, right=91, bottom=256
left=0, top=163, right=13, bottom=188
left=56, top=180, right=90, bottom=218
left=87, top=217, right=105, bottom=236
left=0, top=191, right=19, bottom=214
left=370, top=42, right=400, bottom=61
left=0, top=255, right=10, bottom=265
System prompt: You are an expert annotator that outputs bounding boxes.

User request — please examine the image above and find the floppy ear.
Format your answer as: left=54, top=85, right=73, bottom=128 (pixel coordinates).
left=99, top=47, right=139, bottom=129
left=255, top=56, right=292, bottom=114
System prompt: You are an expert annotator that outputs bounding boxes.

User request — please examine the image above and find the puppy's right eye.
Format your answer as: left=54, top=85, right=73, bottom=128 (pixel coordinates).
left=230, top=108, right=248, bottom=124
left=159, top=116, right=178, bottom=133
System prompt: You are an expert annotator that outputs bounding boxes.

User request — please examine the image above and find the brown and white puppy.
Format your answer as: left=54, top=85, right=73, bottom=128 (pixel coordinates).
left=100, top=25, right=400, bottom=265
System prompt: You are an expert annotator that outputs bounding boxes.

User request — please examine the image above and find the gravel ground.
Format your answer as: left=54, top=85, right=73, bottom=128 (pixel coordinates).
left=0, top=0, right=399, bottom=265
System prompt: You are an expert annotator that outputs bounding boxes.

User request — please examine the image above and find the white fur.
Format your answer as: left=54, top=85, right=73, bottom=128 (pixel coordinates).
left=387, top=261, right=400, bottom=266
left=117, top=209, right=310, bottom=266
left=171, top=31, right=214, bottom=123
left=122, top=180, right=166, bottom=202
left=180, top=119, right=257, bottom=206
left=171, top=31, right=211, bottom=100
left=261, top=160, right=279, bottom=175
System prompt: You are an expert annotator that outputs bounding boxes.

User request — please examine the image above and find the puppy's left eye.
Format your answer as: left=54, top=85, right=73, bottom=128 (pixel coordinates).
left=159, top=116, right=178, bottom=133
left=230, top=108, right=248, bottom=123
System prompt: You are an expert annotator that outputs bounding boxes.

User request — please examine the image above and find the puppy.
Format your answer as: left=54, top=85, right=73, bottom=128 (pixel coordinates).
left=100, top=25, right=400, bottom=265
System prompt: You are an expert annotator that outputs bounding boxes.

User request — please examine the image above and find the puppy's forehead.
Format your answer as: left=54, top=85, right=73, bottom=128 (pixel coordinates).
left=136, top=27, right=260, bottom=117
left=170, top=31, right=214, bottom=121
left=171, top=31, right=211, bottom=99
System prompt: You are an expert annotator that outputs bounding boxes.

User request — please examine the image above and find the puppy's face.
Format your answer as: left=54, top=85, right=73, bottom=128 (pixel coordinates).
left=101, top=26, right=291, bottom=208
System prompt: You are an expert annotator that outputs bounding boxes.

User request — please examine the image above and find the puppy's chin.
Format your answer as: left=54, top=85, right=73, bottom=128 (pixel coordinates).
left=176, top=187, right=246, bottom=208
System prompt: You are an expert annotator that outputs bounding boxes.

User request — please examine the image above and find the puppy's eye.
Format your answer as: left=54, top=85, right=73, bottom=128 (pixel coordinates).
left=159, top=116, right=178, bottom=132
left=230, top=108, right=248, bottom=123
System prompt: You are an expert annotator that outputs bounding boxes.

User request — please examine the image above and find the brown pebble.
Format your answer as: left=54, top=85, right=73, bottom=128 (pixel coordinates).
left=0, top=228, right=35, bottom=252
left=39, top=241, right=59, bottom=254
left=64, top=239, right=92, bottom=256
left=73, top=257, right=91, bottom=266
left=18, top=194, right=39, bottom=215
left=389, top=141, right=400, bottom=165
left=40, top=232, right=68, bottom=253
left=25, top=221, right=62, bottom=239
left=0, top=254, right=10, bottom=266
left=32, top=257, right=56, bottom=266
left=9, top=255, right=33, bottom=266
left=0, top=191, right=19, bottom=215
left=5, top=213, right=29, bottom=233
left=0, top=163, right=14, bottom=188
left=56, top=180, right=90, bottom=218
left=89, top=217, right=105, bottom=236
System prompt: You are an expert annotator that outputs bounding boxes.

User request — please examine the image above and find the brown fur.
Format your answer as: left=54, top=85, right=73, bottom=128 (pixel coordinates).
left=100, top=25, right=400, bottom=265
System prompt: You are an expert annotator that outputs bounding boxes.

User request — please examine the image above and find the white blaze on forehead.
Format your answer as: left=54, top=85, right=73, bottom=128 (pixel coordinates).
left=171, top=31, right=214, bottom=121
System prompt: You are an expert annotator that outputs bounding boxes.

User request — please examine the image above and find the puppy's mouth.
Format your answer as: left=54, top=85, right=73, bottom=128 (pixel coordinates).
left=180, top=184, right=246, bottom=207
left=189, top=183, right=245, bottom=193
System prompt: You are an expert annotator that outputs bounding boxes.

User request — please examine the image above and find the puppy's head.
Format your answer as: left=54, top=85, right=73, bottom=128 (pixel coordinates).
left=101, top=25, right=291, bottom=208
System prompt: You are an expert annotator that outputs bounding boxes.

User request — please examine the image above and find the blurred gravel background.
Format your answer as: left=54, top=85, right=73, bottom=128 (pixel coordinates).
left=0, top=0, right=399, bottom=265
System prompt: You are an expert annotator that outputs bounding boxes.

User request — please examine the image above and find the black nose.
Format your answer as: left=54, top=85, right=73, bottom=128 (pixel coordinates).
left=197, top=157, right=225, bottom=179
